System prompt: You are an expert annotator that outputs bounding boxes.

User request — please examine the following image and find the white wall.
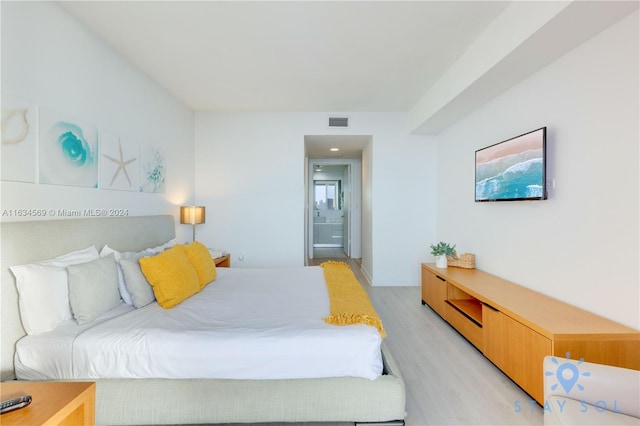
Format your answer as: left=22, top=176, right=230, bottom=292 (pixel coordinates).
left=195, top=112, right=437, bottom=286
left=1, top=2, right=195, bottom=241
left=435, top=12, right=639, bottom=328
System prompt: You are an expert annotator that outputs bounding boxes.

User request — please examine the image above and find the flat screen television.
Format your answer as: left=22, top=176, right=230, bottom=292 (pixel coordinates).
left=475, top=127, right=547, bottom=202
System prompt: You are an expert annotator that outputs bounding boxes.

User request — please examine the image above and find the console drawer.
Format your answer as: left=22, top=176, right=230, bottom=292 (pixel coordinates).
left=445, top=302, right=483, bottom=351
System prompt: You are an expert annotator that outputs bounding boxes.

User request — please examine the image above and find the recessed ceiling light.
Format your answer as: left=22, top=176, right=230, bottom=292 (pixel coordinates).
left=330, top=148, right=339, bottom=152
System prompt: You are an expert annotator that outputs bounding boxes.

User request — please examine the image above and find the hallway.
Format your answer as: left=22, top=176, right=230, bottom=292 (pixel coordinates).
left=307, top=247, right=353, bottom=266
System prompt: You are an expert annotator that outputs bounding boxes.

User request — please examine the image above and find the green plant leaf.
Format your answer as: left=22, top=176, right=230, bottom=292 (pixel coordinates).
left=430, top=241, right=456, bottom=256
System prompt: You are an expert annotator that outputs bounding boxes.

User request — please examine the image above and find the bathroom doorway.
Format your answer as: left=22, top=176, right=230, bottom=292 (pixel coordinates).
left=313, top=174, right=344, bottom=250
left=307, top=159, right=361, bottom=261
left=304, top=135, right=367, bottom=264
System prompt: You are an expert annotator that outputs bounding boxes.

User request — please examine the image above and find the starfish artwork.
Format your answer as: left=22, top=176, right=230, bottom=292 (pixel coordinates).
left=103, top=141, right=136, bottom=187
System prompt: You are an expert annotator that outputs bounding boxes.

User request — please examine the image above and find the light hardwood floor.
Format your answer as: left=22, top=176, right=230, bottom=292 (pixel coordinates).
left=307, top=257, right=543, bottom=426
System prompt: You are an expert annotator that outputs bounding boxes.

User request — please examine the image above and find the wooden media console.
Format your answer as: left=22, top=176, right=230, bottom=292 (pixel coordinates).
left=421, top=263, right=639, bottom=403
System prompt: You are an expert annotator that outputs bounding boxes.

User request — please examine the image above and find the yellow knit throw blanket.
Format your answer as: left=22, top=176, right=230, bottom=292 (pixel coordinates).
left=320, top=261, right=386, bottom=338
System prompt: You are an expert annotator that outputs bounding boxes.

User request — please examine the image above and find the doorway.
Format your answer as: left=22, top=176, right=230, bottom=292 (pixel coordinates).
left=304, top=135, right=368, bottom=265
left=313, top=173, right=345, bottom=258
left=307, top=159, right=361, bottom=261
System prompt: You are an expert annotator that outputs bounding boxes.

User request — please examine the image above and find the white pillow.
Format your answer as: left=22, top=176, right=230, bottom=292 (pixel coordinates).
left=99, top=238, right=176, bottom=305
left=148, top=238, right=177, bottom=254
left=10, top=246, right=100, bottom=335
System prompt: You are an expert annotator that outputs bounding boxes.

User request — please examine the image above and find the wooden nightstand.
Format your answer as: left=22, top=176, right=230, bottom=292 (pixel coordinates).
left=214, top=253, right=230, bottom=267
left=1, top=381, right=95, bottom=425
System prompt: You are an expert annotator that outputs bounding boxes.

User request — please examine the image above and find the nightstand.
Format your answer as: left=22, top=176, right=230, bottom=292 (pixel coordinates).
left=0, top=381, right=95, bottom=425
left=214, top=254, right=230, bottom=267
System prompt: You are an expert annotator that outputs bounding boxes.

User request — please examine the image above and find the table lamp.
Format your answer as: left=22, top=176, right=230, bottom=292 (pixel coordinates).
left=180, top=205, right=205, bottom=242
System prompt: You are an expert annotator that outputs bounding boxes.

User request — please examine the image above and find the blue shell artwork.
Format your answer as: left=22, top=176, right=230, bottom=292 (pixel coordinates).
left=60, top=128, right=89, bottom=166
left=39, top=119, right=98, bottom=187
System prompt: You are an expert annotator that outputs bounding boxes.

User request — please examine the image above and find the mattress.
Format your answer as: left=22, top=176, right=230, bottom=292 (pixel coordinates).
left=15, top=266, right=383, bottom=381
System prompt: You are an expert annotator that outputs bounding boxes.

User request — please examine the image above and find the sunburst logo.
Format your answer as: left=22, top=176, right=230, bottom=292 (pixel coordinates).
left=545, top=352, right=591, bottom=394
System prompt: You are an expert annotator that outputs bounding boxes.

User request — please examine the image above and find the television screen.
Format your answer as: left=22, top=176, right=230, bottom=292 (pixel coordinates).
left=475, top=127, right=547, bottom=202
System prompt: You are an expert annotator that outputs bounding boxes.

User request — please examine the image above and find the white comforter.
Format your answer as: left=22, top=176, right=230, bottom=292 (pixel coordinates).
left=16, top=266, right=383, bottom=380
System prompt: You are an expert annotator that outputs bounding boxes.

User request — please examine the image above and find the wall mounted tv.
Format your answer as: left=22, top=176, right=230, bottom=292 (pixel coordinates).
left=475, top=127, right=547, bottom=202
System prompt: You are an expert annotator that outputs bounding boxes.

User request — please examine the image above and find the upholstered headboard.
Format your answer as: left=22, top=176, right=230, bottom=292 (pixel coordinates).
left=0, top=215, right=176, bottom=380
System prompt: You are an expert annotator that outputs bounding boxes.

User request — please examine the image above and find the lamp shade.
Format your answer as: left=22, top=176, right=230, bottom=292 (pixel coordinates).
left=180, top=206, right=205, bottom=225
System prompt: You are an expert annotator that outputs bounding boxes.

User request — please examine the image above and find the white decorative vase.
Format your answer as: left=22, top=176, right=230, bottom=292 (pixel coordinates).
left=435, top=255, right=448, bottom=268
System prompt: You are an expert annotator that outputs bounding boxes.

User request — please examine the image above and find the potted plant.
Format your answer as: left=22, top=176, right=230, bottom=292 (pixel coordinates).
left=430, top=241, right=456, bottom=268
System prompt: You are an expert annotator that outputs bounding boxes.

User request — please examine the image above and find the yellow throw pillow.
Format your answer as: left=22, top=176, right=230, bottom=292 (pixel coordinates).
left=139, top=245, right=200, bottom=309
left=183, top=241, right=217, bottom=288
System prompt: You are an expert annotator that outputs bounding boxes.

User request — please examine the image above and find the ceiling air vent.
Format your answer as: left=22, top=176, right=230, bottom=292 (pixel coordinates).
left=328, top=116, right=349, bottom=128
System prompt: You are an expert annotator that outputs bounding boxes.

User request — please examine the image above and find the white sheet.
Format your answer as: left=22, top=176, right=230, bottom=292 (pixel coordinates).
left=16, top=266, right=382, bottom=380
left=15, top=302, right=134, bottom=380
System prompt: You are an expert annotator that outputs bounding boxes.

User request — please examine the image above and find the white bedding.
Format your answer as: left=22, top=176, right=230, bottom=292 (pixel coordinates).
left=15, top=266, right=383, bottom=381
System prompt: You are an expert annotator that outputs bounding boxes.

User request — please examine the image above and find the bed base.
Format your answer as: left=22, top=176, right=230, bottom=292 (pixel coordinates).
left=88, top=343, right=404, bottom=425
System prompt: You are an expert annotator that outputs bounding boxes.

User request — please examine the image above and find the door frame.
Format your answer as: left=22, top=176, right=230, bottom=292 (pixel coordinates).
left=307, top=158, right=361, bottom=260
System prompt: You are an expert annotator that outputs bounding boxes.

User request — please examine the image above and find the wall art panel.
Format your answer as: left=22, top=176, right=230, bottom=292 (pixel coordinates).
left=99, top=130, right=139, bottom=191
left=139, top=144, right=165, bottom=193
left=1, top=95, right=36, bottom=183
left=39, top=108, right=98, bottom=188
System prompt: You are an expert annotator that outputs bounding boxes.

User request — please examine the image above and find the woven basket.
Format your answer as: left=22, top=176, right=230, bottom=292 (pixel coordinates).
left=446, top=253, right=476, bottom=269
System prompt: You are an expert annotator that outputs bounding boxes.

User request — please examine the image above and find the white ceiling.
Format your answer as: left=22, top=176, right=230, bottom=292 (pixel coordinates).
left=59, top=1, right=509, bottom=113
left=58, top=0, right=637, bottom=145
left=305, top=135, right=370, bottom=159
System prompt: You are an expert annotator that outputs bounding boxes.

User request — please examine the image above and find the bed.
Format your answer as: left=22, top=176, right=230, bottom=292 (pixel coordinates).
left=1, top=215, right=405, bottom=425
